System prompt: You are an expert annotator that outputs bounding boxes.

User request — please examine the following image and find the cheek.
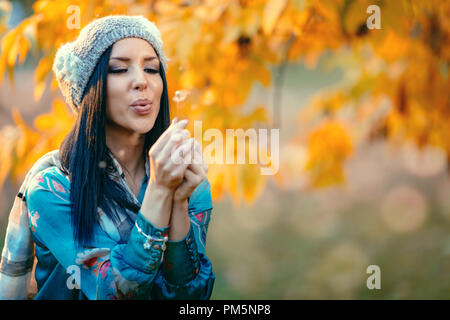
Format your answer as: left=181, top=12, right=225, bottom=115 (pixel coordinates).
left=107, top=77, right=123, bottom=101
left=153, top=78, right=164, bottom=119
left=106, top=77, right=125, bottom=118
left=158, top=77, right=164, bottom=94
left=152, top=76, right=164, bottom=99
left=154, top=82, right=163, bottom=117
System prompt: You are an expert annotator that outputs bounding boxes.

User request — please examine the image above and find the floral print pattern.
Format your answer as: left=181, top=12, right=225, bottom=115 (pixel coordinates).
left=28, top=210, right=40, bottom=233
left=24, top=165, right=215, bottom=299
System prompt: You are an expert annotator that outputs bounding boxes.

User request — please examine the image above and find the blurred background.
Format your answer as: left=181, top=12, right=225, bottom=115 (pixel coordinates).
left=0, top=0, right=449, bottom=299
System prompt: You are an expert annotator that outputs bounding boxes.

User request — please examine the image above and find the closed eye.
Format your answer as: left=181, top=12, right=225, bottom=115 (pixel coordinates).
left=108, top=68, right=127, bottom=74
left=145, top=68, right=159, bottom=74
left=108, top=68, right=159, bottom=74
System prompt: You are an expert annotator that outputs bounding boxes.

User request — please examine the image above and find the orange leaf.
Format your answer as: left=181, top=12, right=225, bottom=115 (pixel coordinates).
left=34, top=114, right=54, bottom=131
left=17, top=35, right=30, bottom=65
left=34, top=81, right=46, bottom=102
left=262, top=0, right=288, bottom=36
left=35, top=56, right=53, bottom=84
left=0, top=126, right=19, bottom=189
left=242, top=164, right=266, bottom=204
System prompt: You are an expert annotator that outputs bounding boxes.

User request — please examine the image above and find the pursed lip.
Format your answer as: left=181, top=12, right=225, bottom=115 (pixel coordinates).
left=130, top=98, right=152, bottom=107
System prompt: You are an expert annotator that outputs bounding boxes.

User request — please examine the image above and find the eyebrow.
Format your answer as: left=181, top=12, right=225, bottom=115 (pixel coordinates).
left=110, top=56, right=159, bottom=62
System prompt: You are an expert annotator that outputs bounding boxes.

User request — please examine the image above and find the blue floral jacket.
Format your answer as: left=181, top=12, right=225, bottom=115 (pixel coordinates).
left=23, top=153, right=214, bottom=300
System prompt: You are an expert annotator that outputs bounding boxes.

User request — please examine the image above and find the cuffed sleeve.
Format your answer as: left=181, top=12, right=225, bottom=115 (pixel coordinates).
left=121, top=212, right=168, bottom=274
left=161, top=225, right=200, bottom=285
left=151, top=179, right=215, bottom=299
left=151, top=253, right=215, bottom=300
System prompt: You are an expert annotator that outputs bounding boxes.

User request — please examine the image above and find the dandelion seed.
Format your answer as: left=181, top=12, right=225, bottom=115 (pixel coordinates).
left=172, top=90, right=191, bottom=118
left=172, top=90, right=190, bottom=103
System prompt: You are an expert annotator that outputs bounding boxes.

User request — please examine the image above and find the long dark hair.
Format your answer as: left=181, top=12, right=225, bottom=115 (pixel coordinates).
left=59, top=45, right=170, bottom=247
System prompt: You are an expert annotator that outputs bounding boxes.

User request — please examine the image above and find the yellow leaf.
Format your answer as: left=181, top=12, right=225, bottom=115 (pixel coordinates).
left=51, top=75, right=59, bottom=90
left=200, top=88, right=216, bottom=106
left=225, top=165, right=240, bottom=206
left=154, top=1, right=179, bottom=15
left=53, top=98, right=73, bottom=120
left=207, top=164, right=225, bottom=201
left=245, top=105, right=269, bottom=124
left=32, top=0, right=50, bottom=13
left=34, top=56, right=52, bottom=83
left=1, top=28, right=18, bottom=71
left=0, top=56, right=6, bottom=84
left=0, top=125, right=19, bottom=189
left=223, top=25, right=241, bottom=43
left=194, top=3, right=227, bottom=22
left=18, top=35, right=30, bottom=65
left=34, top=113, right=54, bottom=131
left=241, top=164, right=266, bottom=204
left=12, top=107, right=30, bottom=131
left=262, top=0, right=288, bottom=36
left=34, top=81, right=46, bottom=102
left=11, top=108, right=40, bottom=178
left=7, top=35, right=19, bottom=67
left=179, top=70, right=196, bottom=89
left=305, top=121, right=353, bottom=187
left=254, top=64, right=271, bottom=87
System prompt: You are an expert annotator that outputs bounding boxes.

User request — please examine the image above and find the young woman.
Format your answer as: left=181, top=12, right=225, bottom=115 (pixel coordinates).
left=0, top=15, right=214, bottom=299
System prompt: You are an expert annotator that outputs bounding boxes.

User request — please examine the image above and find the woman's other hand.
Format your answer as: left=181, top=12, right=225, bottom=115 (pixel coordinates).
left=147, top=118, right=195, bottom=192
left=173, top=140, right=208, bottom=203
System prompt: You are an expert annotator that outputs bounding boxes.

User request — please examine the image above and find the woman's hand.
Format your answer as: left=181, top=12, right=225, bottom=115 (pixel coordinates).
left=141, top=118, right=195, bottom=228
left=167, top=146, right=208, bottom=241
left=173, top=140, right=208, bottom=203
left=147, top=118, right=195, bottom=192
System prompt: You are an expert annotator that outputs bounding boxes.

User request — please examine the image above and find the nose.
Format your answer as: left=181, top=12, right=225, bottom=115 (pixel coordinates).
left=132, top=69, right=148, bottom=91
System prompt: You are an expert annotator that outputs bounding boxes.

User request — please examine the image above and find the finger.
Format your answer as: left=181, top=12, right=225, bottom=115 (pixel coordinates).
left=202, top=159, right=208, bottom=173
left=162, top=118, right=187, bottom=141
left=169, top=138, right=196, bottom=172
left=190, top=147, right=208, bottom=173
left=187, top=162, right=206, bottom=177
left=184, top=167, right=205, bottom=191
left=174, top=168, right=197, bottom=198
left=179, top=138, right=196, bottom=164
left=184, top=167, right=198, bottom=184
left=150, top=119, right=188, bottom=154
left=193, top=140, right=202, bottom=153
left=190, top=141, right=203, bottom=163
left=193, top=148, right=208, bottom=171
left=157, top=119, right=188, bottom=150
left=159, top=129, right=191, bottom=161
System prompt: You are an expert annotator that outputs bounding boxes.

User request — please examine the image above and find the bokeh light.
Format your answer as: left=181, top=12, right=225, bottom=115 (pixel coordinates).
left=380, top=185, right=428, bottom=233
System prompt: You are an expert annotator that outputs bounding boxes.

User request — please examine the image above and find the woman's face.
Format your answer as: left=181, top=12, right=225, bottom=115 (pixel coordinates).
left=106, top=37, right=163, bottom=134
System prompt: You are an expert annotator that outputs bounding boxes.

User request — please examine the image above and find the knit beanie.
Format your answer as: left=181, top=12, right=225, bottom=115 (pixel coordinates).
left=52, top=15, right=169, bottom=113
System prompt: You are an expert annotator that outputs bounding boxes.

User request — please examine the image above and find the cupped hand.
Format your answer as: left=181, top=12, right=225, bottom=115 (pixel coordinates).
left=147, top=118, right=195, bottom=192
left=172, top=140, right=208, bottom=203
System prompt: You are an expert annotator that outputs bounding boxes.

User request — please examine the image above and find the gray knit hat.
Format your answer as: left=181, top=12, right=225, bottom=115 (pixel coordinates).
left=52, top=15, right=169, bottom=113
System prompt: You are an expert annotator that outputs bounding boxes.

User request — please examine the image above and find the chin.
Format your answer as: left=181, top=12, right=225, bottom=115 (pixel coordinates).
left=132, top=119, right=157, bottom=134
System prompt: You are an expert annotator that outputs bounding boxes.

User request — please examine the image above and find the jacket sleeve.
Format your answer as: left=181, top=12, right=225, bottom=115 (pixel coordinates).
left=151, top=179, right=215, bottom=299
left=24, top=167, right=170, bottom=300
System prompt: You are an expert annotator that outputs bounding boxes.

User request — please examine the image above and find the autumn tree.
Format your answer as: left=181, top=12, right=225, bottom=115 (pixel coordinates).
left=0, top=0, right=448, bottom=205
